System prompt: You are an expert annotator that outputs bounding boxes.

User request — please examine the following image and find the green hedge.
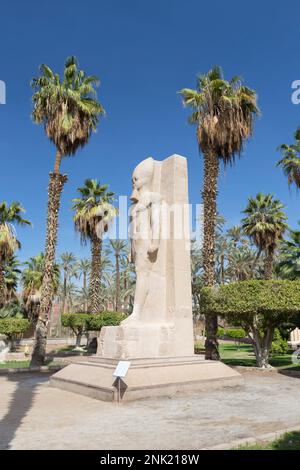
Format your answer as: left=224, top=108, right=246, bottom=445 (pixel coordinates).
left=0, top=318, right=30, bottom=338
left=61, top=311, right=126, bottom=333
left=201, top=280, right=300, bottom=321
left=86, top=311, right=126, bottom=331
left=200, top=280, right=300, bottom=367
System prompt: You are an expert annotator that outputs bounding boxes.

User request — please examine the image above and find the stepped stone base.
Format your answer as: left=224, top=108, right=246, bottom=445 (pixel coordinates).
left=50, top=356, right=243, bottom=402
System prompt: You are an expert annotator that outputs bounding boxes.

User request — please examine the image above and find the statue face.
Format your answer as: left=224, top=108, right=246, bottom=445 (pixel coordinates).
left=132, top=158, right=154, bottom=192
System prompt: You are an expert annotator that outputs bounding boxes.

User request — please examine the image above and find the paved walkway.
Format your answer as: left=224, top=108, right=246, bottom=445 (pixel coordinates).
left=1, top=370, right=300, bottom=449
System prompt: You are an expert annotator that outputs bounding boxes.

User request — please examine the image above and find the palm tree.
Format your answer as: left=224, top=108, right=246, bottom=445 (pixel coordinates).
left=0, top=202, right=31, bottom=307
left=108, top=239, right=127, bottom=311
left=58, top=282, right=78, bottom=313
left=215, top=235, right=228, bottom=284
left=277, top=128, right=300, bottom=188
left=72, top=179, right=117, bottom=313
left=22, top=253, right=60, bottom=321
left=276, top=224, right=300, bottom=280
left=76, top=258, right=91, bottom=311
left=77, top=258, right=91, bottom=290
left=60, top=252, right=77, bottom=315
left=226, top=246, right=257, bottom=281
left=241, top=193, right=288, bottom=280
left=30, top=56, right=105, bottom=365
left=179, top=66, right=259, bottom=359
left=226, top=225, right=247, bottom=246
left=4, top=256, right=21, bottom=303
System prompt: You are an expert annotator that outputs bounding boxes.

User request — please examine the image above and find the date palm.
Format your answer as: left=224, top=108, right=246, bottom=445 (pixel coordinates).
left=72, top=179, right=117, bottom=313
left=0, top=202, right=31, bottom=307
left=30, top=56, right=105, bottom=365
left=22, top=253, right=60, bottom=321
left=179, top=66, right=259, bottom=359
left=277, top=128, right=300, bottom=188
left=108, top=239, right=127, bottom=311
left=241, top=193, right=287, bottom=280
left=226, top=246, right=257, bottom=281
left=76, top=258, right=91, bottom=311
left=60, top=252, right=77, bottom=315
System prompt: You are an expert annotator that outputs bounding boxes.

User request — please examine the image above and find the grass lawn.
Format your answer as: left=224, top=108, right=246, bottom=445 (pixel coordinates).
left=0, top=359, right=57, bottom=369
left=235, top=431, right=300, bottom=450
left=195, top=341, right=300, bottom=370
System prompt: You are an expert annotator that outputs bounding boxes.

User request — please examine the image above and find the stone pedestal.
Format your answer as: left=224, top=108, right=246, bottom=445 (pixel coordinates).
left=50, top=356, right=243, bottom=402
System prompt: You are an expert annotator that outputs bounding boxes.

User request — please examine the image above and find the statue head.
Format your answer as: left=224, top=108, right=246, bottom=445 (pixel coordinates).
left=131, top=157, right=154, bottom=201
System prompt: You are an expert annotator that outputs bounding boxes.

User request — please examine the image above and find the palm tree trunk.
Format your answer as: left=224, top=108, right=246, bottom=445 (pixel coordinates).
left=83, top=272, right=87, bottom=312
left=0, top=262, right=6, bottom=308
left=62, top=272, right=67, bottom=314
left=264, top=249, right=274, bottom=280
left=220, top=254, right=225, bottom=284
left=89, top=234, right=102, bottom=313
left=203, top=150, right=220, bottom=360
left=30, top=168, right=67, bottom=366
left=251, top=247, right=262, bottom=276
left=115, top=254, right=120, bottom=311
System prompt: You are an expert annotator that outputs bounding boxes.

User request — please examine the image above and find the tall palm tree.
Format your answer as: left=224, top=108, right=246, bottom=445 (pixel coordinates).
left=77, top=258, right=91, bottom=290
left=179, top=66, right=259, bottom=359
left=108, top=239, right=127, bottom=311
left=58, top=282, right=78, bottom=313
left=0, top=202, right=31, bottom=307
left=72, top=179, right=117, bottom=313
left=60, top=252, right=77, bottom=314
left=277, top=128, right=300, bottom=188
left=31, top=56, right=105, bottom=365
left=241, top=193, right=288, bottom=280
left=215, top=235, right=228, bottom=284
left=76, top=258, right=91, bottom=312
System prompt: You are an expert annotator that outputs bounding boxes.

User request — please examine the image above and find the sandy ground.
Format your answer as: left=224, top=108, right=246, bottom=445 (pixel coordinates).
left=1, top=370, right=300, bottom=450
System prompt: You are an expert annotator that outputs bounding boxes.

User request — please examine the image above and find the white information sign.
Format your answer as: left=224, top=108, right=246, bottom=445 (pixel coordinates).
left=113, top=361, right=131, bottom=378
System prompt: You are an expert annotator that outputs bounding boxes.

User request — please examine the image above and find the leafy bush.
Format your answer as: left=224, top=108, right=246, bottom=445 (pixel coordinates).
left=201, top=280, right=300, bottom=368
left=61, top=313, right=90, bottom=347
left=225, top=328, right=246, bottom=340
left=270, top=329, right=290, bottom=356
left=86, top=311, right=126, bottom=331
left=0, top=318, right=30, bottom=351
left=61, top=311, right=126, bottom=347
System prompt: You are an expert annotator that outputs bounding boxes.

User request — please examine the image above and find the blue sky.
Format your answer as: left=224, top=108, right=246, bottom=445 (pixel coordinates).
left=1, top=0, right=300, bottom=263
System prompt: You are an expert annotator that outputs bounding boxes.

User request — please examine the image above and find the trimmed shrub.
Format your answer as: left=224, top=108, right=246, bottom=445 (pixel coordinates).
left=86, top=311, right=126, bottom=331
left=201, top=280, right=300, bottom=368
left=61, top=313, right=90, bottom=347
left=0, top=318, right=30, bottom=351
left=61, top=311, right=126, bottom=348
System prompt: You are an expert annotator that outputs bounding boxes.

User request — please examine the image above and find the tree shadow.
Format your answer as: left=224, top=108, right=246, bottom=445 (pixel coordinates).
left=0, top=372, right=49, bottom=449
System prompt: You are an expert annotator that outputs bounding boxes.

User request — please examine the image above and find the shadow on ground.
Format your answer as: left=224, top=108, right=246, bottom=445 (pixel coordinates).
left=0, top=373, right=49, bottom=450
